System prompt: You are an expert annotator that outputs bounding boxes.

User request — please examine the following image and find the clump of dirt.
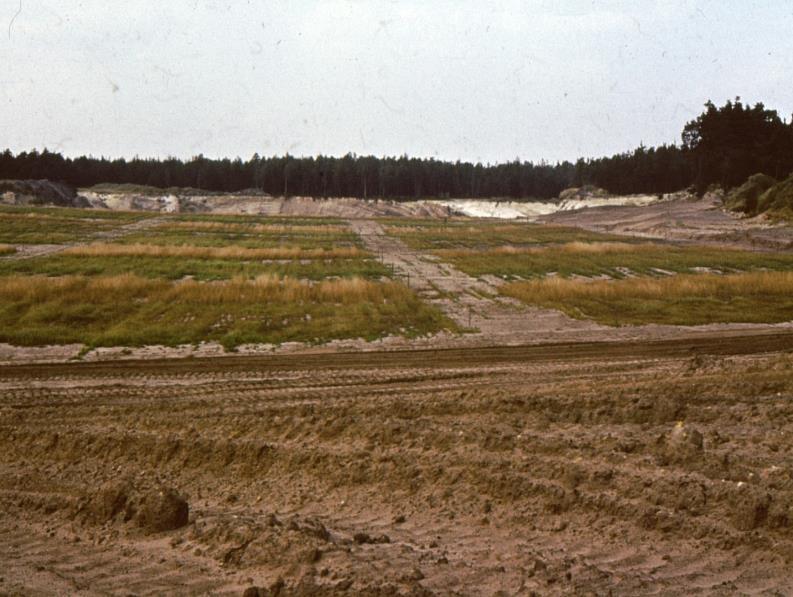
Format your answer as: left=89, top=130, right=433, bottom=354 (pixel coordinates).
left=669, top=421, right=703, bottom=451
left=731, top=487, right=771, bottom=531
left=138, top=487, right=190, bottom=532
left=353, top=531, right=391, bottom=545
left=81, top=478, right=189, bottom=533
left=655, top=421, right=704, bottom=465
left=242, top=580, right=285, bottom=597
left=715, top=483, right=792, bottom=533
left=186, top=512, right=333, bottom=569
left=92, top=480, right=136, bottom=523
left=0, top=179, right=88, bottom=207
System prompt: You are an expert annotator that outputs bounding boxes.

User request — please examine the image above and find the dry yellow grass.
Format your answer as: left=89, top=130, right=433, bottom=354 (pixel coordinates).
left=165, top=221, right=350, bottom=235
left=502, top=271, right=793, bottom=325
left=62, top=243, right=365, bottom=260
left=0, top=244, right=15, bottom=255
left=507, top=271, right=793, bottom=300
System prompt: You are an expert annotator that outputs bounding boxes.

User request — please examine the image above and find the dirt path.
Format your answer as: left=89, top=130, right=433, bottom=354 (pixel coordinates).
left=350, top=218, right=598, bottom=341
left=2, top=215, right=167, bottom=261
left=2, top=336, right=793, bottom=595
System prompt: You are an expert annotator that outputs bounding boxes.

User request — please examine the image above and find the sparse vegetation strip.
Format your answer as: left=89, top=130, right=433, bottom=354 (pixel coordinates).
left=439, top=242, right=793, bottom=279
left=385, top=222, right=623, bottom=250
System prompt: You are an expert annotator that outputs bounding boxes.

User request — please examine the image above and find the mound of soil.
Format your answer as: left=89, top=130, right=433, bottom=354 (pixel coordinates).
left=85, top=479, right=189, bottom=533
left=0, top=179, right=88, bottom=207
left=138, top=487, right=190, bottom=532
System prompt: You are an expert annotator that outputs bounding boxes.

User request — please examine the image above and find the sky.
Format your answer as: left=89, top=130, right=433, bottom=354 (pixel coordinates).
left=1, top=0, right=792, bottom=164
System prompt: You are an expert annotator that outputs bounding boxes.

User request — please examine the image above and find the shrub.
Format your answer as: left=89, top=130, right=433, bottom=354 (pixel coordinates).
left=725, top=173, right=777, bottom=214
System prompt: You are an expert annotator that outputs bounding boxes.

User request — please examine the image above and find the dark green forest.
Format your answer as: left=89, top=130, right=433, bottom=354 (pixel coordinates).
left=2, top=99, right=791, bottom=200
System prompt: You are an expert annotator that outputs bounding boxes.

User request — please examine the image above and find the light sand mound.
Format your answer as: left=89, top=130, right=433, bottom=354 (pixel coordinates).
left=76, top=188, right=676, bottom=220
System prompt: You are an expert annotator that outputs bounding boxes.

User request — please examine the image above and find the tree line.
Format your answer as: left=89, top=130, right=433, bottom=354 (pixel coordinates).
left=2, top=99, right=791, bottom=200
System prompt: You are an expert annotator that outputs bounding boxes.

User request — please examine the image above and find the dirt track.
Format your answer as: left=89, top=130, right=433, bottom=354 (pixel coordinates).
left=350, top=218, right=555, bottom=338
left=2, top=333, right=793, bottom=595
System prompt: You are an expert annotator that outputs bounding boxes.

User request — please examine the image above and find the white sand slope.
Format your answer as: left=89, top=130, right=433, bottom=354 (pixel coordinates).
left=433, top=194, right=674, bottom=219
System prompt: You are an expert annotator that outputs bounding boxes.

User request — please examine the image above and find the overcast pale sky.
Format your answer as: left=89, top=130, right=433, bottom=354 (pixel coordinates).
left=1, top=1, right=791, bottom=164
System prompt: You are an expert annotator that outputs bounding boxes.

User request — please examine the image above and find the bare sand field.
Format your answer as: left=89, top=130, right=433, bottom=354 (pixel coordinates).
left=540, top=193, right=793, bottom=250
left=2, top=335, right=793, bottom=595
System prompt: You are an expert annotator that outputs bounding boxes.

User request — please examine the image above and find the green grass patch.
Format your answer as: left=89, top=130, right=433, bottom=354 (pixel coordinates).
left=385, top=220, right=624, bottom=250
left=0, top=204, right=145, bottom=221
left=0, top=254, right=389, bottom=281
left=171, top=213, right=345, bottom=226
left=439, top=242, right=793, bottom=279
left=0, top=275, right=456, bottom=349
left=119, top=228, right=361, bottom=250
left=0, top=206, right=145, bottom=244
left=120, top=218, right=362, bottom=250
left=501, top=272, right=793, bottom=326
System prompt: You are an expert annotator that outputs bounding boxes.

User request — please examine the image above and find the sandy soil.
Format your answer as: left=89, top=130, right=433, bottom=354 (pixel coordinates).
left=78, top=190, right=688, bottom=221
left=435, top=193, right=678, bottom=219
left=2, top=335, right=793, bottom=595
left=80, top=192, right=456, bottom=219
left=540, top=193, right=793, bottom=250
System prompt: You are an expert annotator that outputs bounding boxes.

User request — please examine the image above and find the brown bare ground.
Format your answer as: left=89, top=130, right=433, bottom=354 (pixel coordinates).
left=2, top=335, right=793, bottom=595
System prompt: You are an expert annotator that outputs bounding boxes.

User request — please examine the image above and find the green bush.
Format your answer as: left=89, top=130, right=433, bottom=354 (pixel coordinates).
left=757, top=173, right=793, bottom=219
left=725, top=173, right=777, bottom=214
